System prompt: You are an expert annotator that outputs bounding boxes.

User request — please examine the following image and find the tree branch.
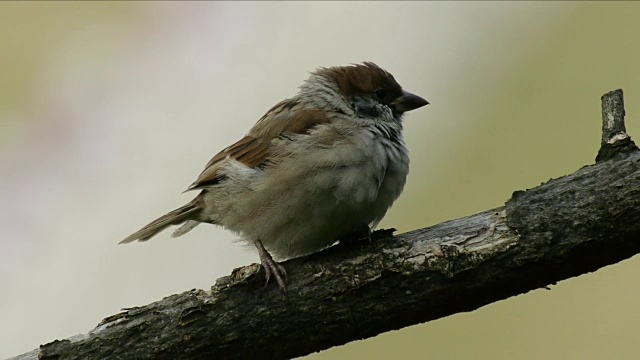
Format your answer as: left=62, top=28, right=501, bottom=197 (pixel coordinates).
left=12, top=89, right=640, bottom=360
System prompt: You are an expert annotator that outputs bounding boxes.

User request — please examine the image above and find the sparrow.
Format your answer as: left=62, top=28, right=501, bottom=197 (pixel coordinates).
left=120, top=62, right=429, bottom=292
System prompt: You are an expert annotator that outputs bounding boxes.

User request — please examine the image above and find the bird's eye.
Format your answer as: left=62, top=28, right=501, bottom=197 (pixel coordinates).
left=375, top=88, right=386, bottom=100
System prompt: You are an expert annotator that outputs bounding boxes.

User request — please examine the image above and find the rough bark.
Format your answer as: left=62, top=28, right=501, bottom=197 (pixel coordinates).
left=12, top=89, right=640, bottom=360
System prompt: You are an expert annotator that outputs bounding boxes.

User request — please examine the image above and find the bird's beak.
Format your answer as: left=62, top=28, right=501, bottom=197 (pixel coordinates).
left=392, top=91, right=429, bottom=112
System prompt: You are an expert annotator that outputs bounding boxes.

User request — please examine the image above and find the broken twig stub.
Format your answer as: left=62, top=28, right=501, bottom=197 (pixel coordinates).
left=596, top=88, right=638, bottom=162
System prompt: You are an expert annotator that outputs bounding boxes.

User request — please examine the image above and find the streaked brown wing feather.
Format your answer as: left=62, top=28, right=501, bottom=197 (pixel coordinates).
left=203, top=136, right=254, bottom=169
left=186, top=99, right=331, bottom=191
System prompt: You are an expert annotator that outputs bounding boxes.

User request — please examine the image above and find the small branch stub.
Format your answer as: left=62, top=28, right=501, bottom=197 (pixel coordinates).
left=596, top=88, right=638, bottom=162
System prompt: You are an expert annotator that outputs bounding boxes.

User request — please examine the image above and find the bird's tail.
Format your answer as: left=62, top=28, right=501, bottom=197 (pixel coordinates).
left=120, top=201, right=201, bottom=244
left=171, top=220, right=201, bottom=238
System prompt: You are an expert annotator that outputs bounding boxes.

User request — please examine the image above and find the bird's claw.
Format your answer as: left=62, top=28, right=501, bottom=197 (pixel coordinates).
left=255, top=240, right=287, bottom=293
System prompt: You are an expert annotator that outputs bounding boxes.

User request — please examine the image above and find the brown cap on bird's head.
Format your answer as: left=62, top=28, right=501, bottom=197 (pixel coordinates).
left=316, top=62, right=429, bottom=114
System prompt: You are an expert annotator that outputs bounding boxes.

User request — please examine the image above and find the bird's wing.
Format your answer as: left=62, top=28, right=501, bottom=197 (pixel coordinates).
left=186, top=99, right=332, bottom=191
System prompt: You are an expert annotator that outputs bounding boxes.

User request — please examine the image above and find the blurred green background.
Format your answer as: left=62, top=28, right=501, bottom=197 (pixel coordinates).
left=2, top=2, right=640, bottom=359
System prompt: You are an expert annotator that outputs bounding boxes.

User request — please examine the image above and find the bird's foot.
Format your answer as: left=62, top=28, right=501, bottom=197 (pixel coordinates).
left=254, top=240, right=287, bottom=293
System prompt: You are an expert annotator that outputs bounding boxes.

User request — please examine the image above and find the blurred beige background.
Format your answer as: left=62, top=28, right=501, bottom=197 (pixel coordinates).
left=2, top=1, right=640, bottom=359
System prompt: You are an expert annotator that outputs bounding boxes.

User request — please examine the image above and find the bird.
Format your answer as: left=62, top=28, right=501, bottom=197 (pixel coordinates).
left=120, top=62, right=429, bottom=292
